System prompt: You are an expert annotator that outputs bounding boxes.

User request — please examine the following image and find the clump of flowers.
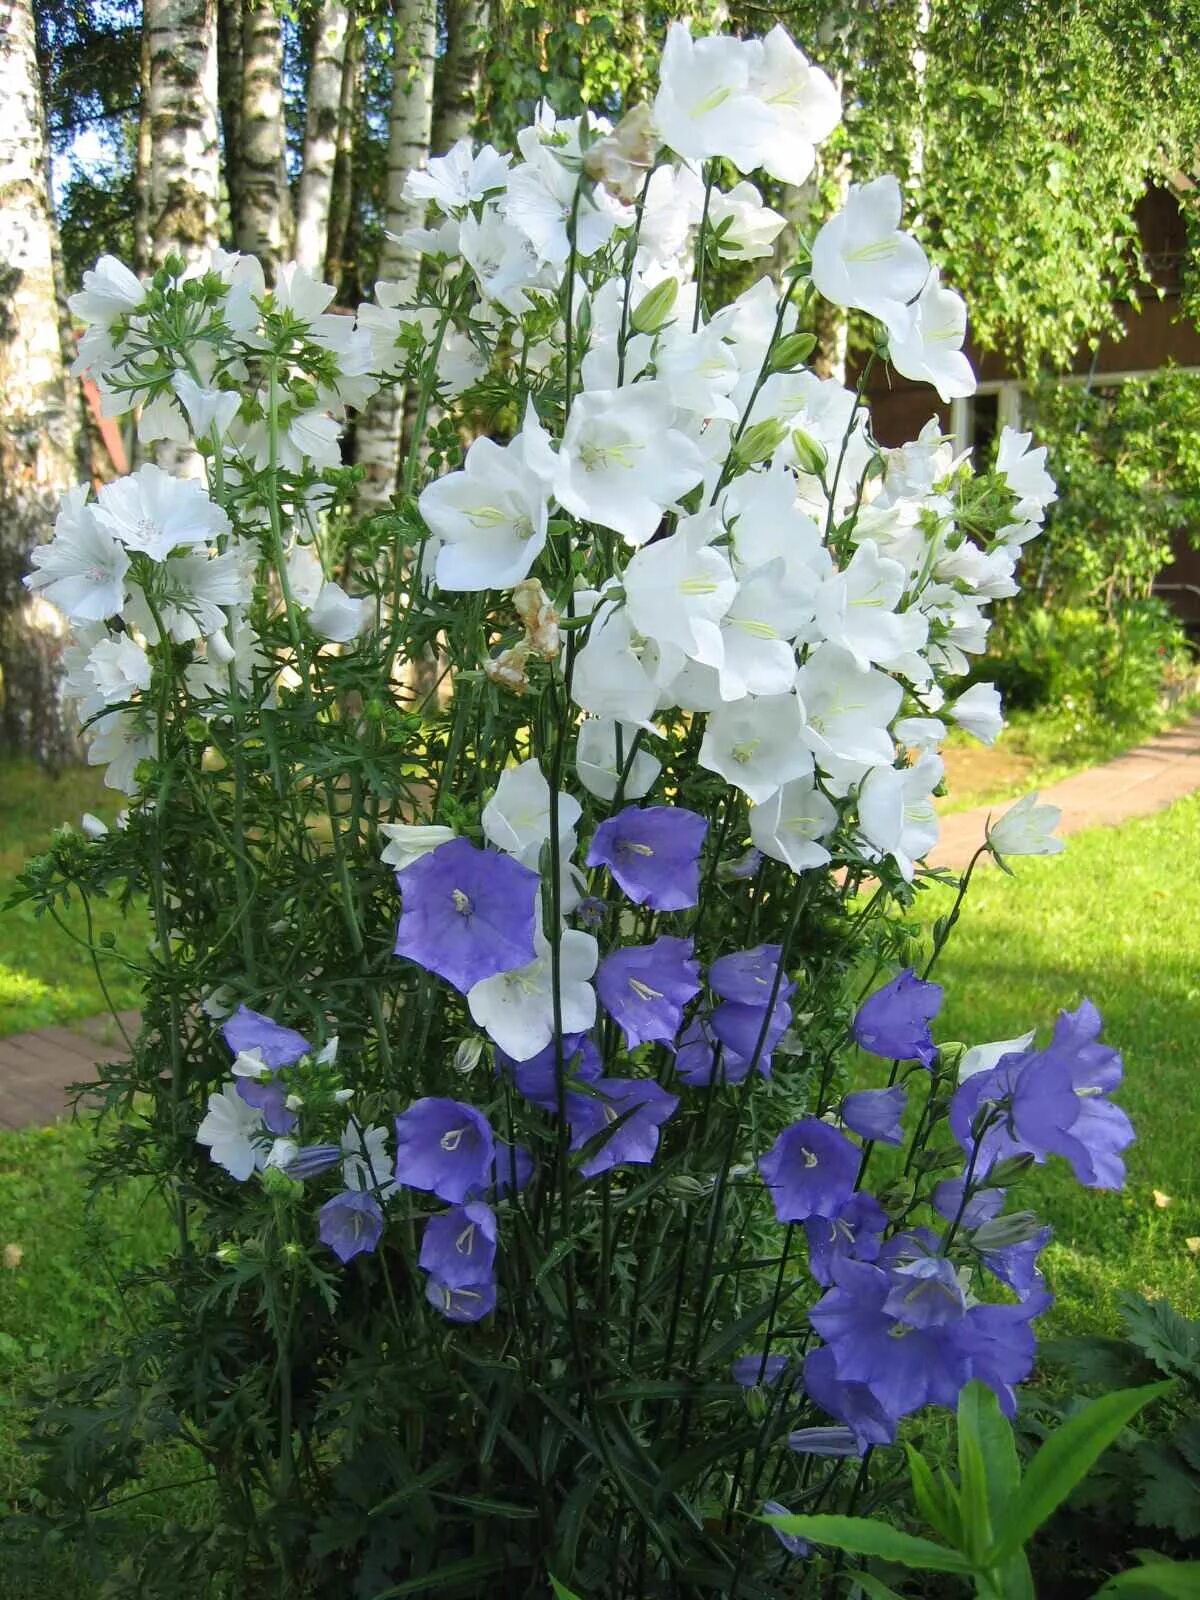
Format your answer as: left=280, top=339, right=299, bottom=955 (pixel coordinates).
left=18, top=19, right=1114, bottom=1597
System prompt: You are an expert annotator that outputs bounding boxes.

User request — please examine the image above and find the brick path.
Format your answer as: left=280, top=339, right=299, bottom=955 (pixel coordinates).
left=2, top=717, right=1200, bottom=1132
left=930, top=715, right=1200, bottom=871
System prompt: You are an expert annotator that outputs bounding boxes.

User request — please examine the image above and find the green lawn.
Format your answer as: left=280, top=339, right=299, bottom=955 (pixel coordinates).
left=922, top=792, right=1200, bottom=1333
left=1, top=760, right=147, bottom=1036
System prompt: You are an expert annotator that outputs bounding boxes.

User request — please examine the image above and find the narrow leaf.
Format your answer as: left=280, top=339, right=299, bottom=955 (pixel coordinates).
left=905, top=1443, right=960, bottom=1547
left=989, top=1382, right=1174, bottom=1563
left=759, top=1514, right=974, bottom=1573
left=1094, top=1558, right=1200, bottom=1597
left=549, top=1577, right=584, bottom=1600
left=956, top=1382, right=994, bottom=1561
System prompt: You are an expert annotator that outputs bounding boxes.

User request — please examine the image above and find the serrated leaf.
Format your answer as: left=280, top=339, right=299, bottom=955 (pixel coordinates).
left=1172, top=1415, right=1200, bottom=1473
left=1121, top=1295, right=1200, bottom=1382
left=1134, top=1443, right=1200, bottom=1541
left=989, top=1382, right=1174, bottom=1564
left=1039, top=1334, right=1152, bottom=1392
left=759, top=1514, right=973, bottom=1573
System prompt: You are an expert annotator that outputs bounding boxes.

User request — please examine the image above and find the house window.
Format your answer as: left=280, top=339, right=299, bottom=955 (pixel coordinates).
left=950, top=382, right=1022, bottom=458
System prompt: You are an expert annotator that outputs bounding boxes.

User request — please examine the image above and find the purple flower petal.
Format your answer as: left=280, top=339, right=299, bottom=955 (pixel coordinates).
left=853, top=969, right=943, bottom=1067
left=709, top=945, right=795, bottom=1008
left=424, top=1274, right=497, bottom=1323
left=758, top=1118, right=860, bottom=1223
left=596, top=935, right=701, bottom=1049
left=586, top=804, right=707, bottom=911
left=419, top=1201, right=498, bottom=1288
left=393, top=837, right=540, bottom=995
left=222, top=1004, right=311, bottom=1067
left=566, top=1076, right=679, bottom=1177
left=319, top=1190, right=383, bottom=1263
left=394, top=1097, right=495, bottom=1203
left=841, top=1086, right=906, bottom=1145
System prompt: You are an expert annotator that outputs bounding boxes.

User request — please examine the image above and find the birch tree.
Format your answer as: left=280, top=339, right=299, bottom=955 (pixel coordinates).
left=324, top=14, right=361, bottom=288
left=146, top=0, right=221, bottom=266
left=431, top=0, right=487, bottom=155
left=235, top=0, right=292, bottom=276
left=295, top=0, right=351, bottom=273
left=0, top=0, right=81, bottom=761
left=354, top=0, right=436, bottom=510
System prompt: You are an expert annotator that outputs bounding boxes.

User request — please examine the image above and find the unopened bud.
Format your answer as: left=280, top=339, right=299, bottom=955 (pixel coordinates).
left=735, top=418, right=788, bottom=466
left=630, top=277, right=679, bottom=335
left=790, top=429, right=828, bottom=477
left=216, top=1241, right=240, bottom=1264
left=877, top=1178, right=916, bottom=1215
left=971, top=1210, right=1043, bottom=1251
left=453, top=1037, right=485, bottom=1076
left=770, top=332, right=818, bottom=372
left=984, top=1152, right=1036, bottom=1186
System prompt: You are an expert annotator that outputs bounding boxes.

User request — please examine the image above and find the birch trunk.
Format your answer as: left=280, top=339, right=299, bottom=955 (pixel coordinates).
left=147, top=0, right=221, bottom=266
left=0, top=0, right=82, bottom=762
left=431, top=0, right=487, bottom=156
left=353, top=0, right=436, bottom=510
left=235, top=0, right=291, bottom=277
left=134, top=19, right=154, bottom=275
left=324, top=17, right=360, bottom=290
left=217, top=0, right=244, bottom=233
left=295, top=0, right=351, bottom=273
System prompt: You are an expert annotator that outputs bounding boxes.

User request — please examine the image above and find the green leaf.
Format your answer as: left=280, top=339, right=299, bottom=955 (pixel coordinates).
left=847, top=1575, right=909, bottom=1600
left=1093, top=1558, right=1200, bottom=1597
left=956, top=1381, right=995, bottom=1561
left=549, top=1577, right=584, bottom=1600
left=1121, top=1295, right=1200, bottom=1382
left=989, top=1382, right=1174, bottom=1563
left=369, top=1554, right=508, bottom=1596
left=1134, top=1442, right=1200, bottom=1541
left=758, top=1514, right=974, bottom=1574
left=905, top=1444, right=960, bottom=1548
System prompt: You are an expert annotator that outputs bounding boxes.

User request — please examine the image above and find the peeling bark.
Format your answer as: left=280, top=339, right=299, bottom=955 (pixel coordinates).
left=295, top=0, right=351, bottom=273
left=147, top=0, right=221, bottom=267
left=324, top=15, right=360, bottom=291
left=236, top=0, right=291, bottom=278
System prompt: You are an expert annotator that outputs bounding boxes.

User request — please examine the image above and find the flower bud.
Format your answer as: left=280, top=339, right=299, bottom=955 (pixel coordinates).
left=453, top=1037, right=485, bottom=1076
left=983, top=1152, right=1036, bottom=1186
left=630, top=277, right=680, bottom=334
left=971, top=1210, right=1043, bottom=1250
left=770, top=332, right=818, bottom=373
left=790, top=429, right=828, bottom=477
left=734, top=418, right=788, bottom=466
left=877, top=1177, right=916, bottom=1214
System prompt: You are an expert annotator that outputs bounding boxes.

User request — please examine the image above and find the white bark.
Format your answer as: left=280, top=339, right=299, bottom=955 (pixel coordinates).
left=354, top=0, right=436, bottom=510
left=147, top=0, right=221, bottom=267
left=0, top=0, right=82, bottom=761
left=295, top=0, right=351, bottom=273
left=236, top=0, right=292, bottom=277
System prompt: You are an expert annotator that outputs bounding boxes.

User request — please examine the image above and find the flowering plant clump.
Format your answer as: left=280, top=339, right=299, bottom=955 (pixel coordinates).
left=15, top=21, right=1124, bottom=1597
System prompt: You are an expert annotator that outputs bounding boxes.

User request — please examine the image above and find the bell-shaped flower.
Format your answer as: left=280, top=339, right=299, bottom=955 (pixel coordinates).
left=700, top=691, right=813, bottom=805
left=720, top=464, right=830, bottom=596
left=425, top=1275, right=497, bottom=1323
left=653, top=22, right=775, bottom=170
left=759, top=1118, right=860, bottom=1223
left=467, top=927, right=598, bottom=1061
left=987, top=791, right=1064, bottom=861
left=810, top=176, right=929, bottom=340
left=796, top=643, right=901, bottom=772
left=715, top=561, right=807, bottom=700
left=393, top=1096, right=496, bottom=1203
left=393, top=837, right=540, bottom=994
left=950, top=683, right=1003, bottom=745
left=575, top=717, right=661, bottom=801
left=419, top=1201, right=498, bottom=1288
left=708, top=181, right=786, bottom=260
left=996, top=427, right=1057, bottom=518
left=887, top=268, right=976, bottom=403
left=571, top=590, right=683, bottom=730
left=341, top=1121, right=399, bottom=1198
left=749, top=777, right=838, bottom=872
left=379, top=823, right=457, bottom=871
left=554, top=383, right=706, bottom=545
left=93, top=464, right=230, bottom=562
left=858, top=752, right=943, bottom=881
left=744, top=25, right=841, bottom=185
left=419, top=425, right=551, bottom=592
left=654, top=320, right=741, bottom=423
left=171, top=372, right=241, bottom=440
left=223, top=1005, right=311, bottom=1067
left=497, top=1031, right=602, bottom=1112
left=587, top=804, right=707, bottom=911
left=805, top=1192, right=889, bottom=1286
left=319, top=1191, right=384, bottom=1264
left=459, top=204, right=545, bottom=316
left=68, top=253, right=144, bottom=325
left=814, top=540, right=928, bottom=672
left=622, top=514, right=736, bottom=667
left=24, top=488, right=129, bottom=621
left=853, top=969, right=943, bottom=1068
left=482, top=758, right=582, bottom=872
left=309, top=581, right=367, bottom=642
left=596, top=934, right=701, bottom=1049
left=841, top=1087, right=906, bottom=1146
left=566, top=1076, right=679, bottom=1178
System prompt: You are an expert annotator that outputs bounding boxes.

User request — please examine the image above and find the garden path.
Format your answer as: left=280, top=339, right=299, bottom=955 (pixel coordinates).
left=2, top=716, right=1199, bottom=1131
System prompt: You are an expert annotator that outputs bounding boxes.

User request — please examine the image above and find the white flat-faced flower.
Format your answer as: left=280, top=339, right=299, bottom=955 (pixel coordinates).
left=67, top=254, right=144, bottom=325
left=379, top=823, right=457, bottom=871
left=288, top=409, right=343, bottom=469
left=420, top=426, right=551, bottom=593
left=341, top=1120, right=399, bottom=1198
left=196, top=1082, right=268, bottom=1182
left=653, top=22, right=775, bottom=170
left=745, top=25, right=841, bottom=185
left=749, top=776, right=838, bottom=872
left=554, top=383, right=706, bottom=545
left=995, top=427, right=1057, bottom=518
left=136, top=390, right=191, bottom=446
left=810, top=176, right=929, bottom=340
left=894, top=715, right=947, bottom=751
left=950, top=682, right=1003, bottom=745
left=126, top=549, right=245, bottom=643
left=481, top=758, right=582, bottom=870
left=286, top=544, right=324, bottom=608
left=575, top=717, right=662, bottom=802
left=83, top=635, right=151, bottom=707
left=858, top=752, right=943, bottom=882
left=699, top=690, right=813, bottom=805
left=887, top=269, right=976, bottom=404
left=638, top=162, right=706, bottom=265
left=987, top=791, right=1065, bottom=860
left=171, top=372, right=241, bottom=440
left=87, top=708, right=156, bottom=794
left=24, top=487, right=129, bottom=622
left=622, top=513, right=736, bottom=668
left=708, top=182, right=786, bottom=260
left=720, top=464, right=831, bottom=596
left=459, top=204, right=546, bottom=316
left=272, top=262, right=337, bottom=322
left=919, top=583, right=989, bottom=675
left=467, top=927, right=598, bottom=1061
left=814, top=539, right=929, bottom=672
left=309, top=581, right=368, bottom=642
left=795, top=641, right=902, bottom=770
left=404, top=139, right=512, bottom=211
left=93, top=464, right=230, bottom=562
left=503, top=135, right=628, bottom=267
left=716, top=561, right=804, bottom=700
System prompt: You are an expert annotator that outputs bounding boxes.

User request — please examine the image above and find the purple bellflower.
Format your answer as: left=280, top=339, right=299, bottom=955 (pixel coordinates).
left=393, top=837, right=539, bottom=995
left=424, top=1275, right=497, bottom=1323
left=586, top=804, right=707, bottom=911
left=596, top=935, right=701, bottom=1049
left=284, top=1143, right=342, bottom=1181
left=758, top=1118, right=860, bottom=1223
left=566, top=1077, right=679, bottom=1177
left=419, top=1201, right=498, bottom=1289
left=853, top=969, right=943, bottom=1067
left=979, top=1226, right=1052, bottom=1302
left=710, top=997, right=790, bottom=1071
left=732, top=1353, right=791, bottom=1387
left=932, top=1177, right=1004, bottom=1232
left=236, top=1075, right=297, bottom=1136
left=762, top=1501, right=810, bottom=1558
left=673, top=1018, right=754, bottom=1087
left=319, top=1190, right=384, bottom=1263
left=709, top=944, right=796, bottom=1008
left=804, top=1191, right=888, bottom=1286
left=486, top=1139, right=535, bottom=1199
left=223, top=1005, right=310, bottom=1067
left=394, top=1097, right=495, bottom=1203
left=841, top=1086, right=906, bottom=1145
left=498, top=1032, right=602, bottom=1111
left=801, top=1345, right=896, bottom=1452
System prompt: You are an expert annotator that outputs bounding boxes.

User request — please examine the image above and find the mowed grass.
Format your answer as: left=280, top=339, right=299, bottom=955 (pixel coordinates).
left=0, top=759, right=148, bottom=1036
left=919, top=791, right=1200, bottom=1333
